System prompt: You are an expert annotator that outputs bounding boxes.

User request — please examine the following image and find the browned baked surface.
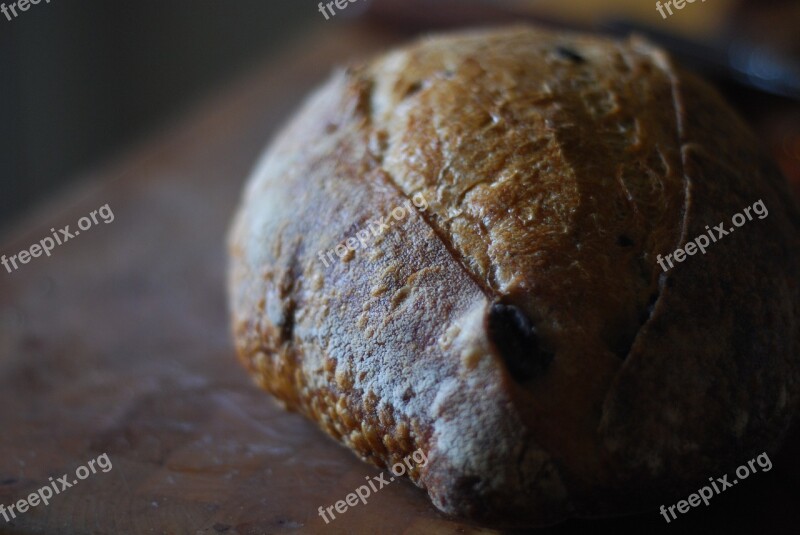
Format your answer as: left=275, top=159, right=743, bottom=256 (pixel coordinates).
left=228, top=26, right=800, bottom=526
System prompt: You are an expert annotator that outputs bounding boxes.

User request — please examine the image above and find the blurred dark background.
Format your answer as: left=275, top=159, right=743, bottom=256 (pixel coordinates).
left=0, top=0, right=321, bottom=233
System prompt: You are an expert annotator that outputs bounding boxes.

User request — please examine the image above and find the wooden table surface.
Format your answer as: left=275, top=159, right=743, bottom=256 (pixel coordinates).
left=1, top=22, right=798, bottom=535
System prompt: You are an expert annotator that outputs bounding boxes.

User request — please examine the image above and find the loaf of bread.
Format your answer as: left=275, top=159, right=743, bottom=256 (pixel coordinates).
left=227, top=26, right=800, bottom=526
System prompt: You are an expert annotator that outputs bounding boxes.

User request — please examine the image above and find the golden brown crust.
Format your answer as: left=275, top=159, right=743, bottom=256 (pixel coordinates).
left=227, top=26, right=800, bottom=526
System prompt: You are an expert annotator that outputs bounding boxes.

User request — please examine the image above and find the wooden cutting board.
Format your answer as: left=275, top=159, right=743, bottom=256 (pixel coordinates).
left=1, top=21, right=798, bottom=535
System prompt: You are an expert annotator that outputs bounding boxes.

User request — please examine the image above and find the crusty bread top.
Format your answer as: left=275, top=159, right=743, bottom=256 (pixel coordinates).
left=228, top=26, right=800, bottom=525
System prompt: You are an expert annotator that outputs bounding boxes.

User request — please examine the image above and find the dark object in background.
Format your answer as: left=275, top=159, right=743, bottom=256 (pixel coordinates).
left=727, top=0, right=800, bottom=201
left=733, top=0, right=800, bottom=58
left=0, top=0, right=315, bottom=233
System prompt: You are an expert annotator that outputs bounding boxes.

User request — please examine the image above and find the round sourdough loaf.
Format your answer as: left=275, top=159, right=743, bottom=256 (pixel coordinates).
left=227, top=26, right=800, bottom=526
